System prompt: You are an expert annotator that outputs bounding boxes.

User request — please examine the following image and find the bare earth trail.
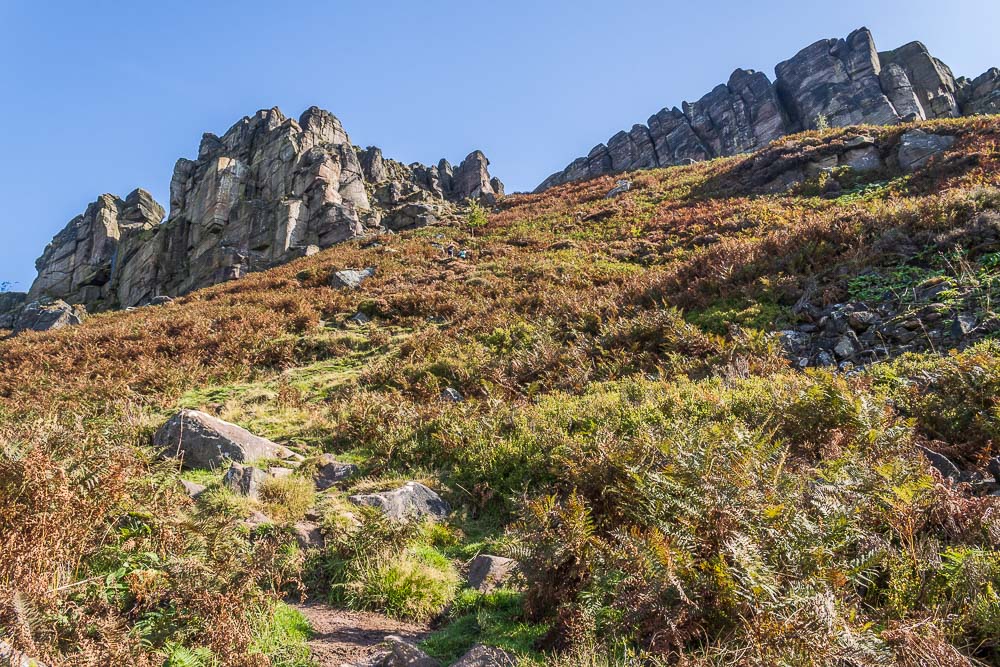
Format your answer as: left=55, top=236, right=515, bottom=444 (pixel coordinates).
left=294, top=603, right=430, bottom=665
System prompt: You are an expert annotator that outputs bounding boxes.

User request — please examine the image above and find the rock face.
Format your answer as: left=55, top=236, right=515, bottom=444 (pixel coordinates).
left=348, top=482, right=451, bottom=522
left=27, top=107, right=503, bottom=313
left=879, top=41, right=960, bottom=120
left=27, top=189, right=164, bottom=308
left=154, top=409, right=294, bottom=469
left=537, top=27, right=998, bottom=191
left=776, top=28, right=899, bottom=130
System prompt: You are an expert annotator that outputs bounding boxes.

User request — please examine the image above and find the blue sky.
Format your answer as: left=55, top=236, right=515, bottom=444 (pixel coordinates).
left=1, top=0, right=997, bottom=288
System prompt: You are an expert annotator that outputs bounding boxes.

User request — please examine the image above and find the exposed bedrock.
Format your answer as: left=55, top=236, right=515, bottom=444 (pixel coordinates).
left=26, top=107, right=504, bottom=311
left=537, top=27, right=997, bottom=192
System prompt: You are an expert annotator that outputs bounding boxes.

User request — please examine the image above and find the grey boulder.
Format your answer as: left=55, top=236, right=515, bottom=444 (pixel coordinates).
left=154, top=409, right=294, bottom=469
left=314, top=454, right=359, bottom=490
left=180, top=479, right=207, bottom=498
left=348, top=482, right=451, bottom=523
left=897, top=130, right=955, bottom=172
left=468, top=555, right=517, bottom=593
left=357, top=636, right=439, bottom=667
left=917, top=445, right=961, bottom=482
left=0, top=639, right=48, bottom=667
left=331, top=267, right=376, bottom=289
left=223, top=462, right=268, bottom=499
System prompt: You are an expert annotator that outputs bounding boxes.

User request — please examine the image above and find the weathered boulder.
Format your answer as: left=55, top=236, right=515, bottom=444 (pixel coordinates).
left=841, top=145, right=883, bottom=172
left=348, top=482, right=451, bottom=522
left=331, top=267, right=376, bottom=289
left=441, top=387, right=464, bottom=403
left=242, top=510, right=273, bottom=530
left=897, top=130, right=955, bottom=172
left=13, top=299, right=86, bottom=333
left=605, top=179, right=632, bottom=199
left=223, top=462, right=268, bottom=499
left=468, top=555, right=517, bottom=592
left=154, top=409, right=293, bottom=469
left=917, top=445, right=961, bottom=482
left=452, top=645, right=518, bottom=667
left=313, top=454, right=359, bottom=490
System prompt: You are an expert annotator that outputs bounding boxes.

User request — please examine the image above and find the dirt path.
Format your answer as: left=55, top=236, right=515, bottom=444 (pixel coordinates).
left=294, top=603, right=430, bottom=665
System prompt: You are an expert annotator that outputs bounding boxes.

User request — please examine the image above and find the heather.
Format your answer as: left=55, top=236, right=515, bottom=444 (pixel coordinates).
left=1, top=117, right=999, bottom=665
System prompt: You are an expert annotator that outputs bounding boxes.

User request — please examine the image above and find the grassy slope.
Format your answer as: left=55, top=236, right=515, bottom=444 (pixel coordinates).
left=0, top=117, right=999, bottom=665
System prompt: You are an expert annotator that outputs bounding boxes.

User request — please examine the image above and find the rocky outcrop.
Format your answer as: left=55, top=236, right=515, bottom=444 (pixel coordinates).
left=776, top=28, right=900, bottom=130
left=537, top=27, right=997, bottom=191
left=26, top=107, right=503, bottom=314
left=780, top=212, right=1000, bottom=371
left=28, top=190, right=163, bottom=308
left=879, top=41, right=960, bottom=120
left=154, top=409, right=294, bottom=469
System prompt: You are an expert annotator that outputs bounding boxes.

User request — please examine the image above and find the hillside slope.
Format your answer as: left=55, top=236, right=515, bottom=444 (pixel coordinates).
left=1, top=116, right=1000, bottom=666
